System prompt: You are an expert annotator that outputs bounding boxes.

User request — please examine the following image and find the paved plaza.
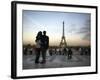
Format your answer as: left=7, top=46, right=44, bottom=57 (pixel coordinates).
left=23, top=52, right=90, bottom=69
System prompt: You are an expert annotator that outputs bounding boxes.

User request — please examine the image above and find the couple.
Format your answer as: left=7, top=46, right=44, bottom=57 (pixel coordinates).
left=35, top=31, right=49, bottom=64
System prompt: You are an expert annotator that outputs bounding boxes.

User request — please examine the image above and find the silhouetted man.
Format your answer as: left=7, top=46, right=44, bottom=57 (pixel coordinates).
left=41, top=31, right=49, bottom=64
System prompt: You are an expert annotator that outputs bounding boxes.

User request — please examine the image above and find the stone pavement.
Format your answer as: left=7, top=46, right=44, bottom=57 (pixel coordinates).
left=23, top=54, right=90, bottom=69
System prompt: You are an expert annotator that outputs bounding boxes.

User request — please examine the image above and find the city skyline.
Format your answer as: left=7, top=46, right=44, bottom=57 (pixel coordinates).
left=22, top=10, right=91, bottom=46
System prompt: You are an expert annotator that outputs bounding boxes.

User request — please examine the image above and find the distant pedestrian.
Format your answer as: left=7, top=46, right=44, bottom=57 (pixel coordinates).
left=68, top=48, right=73, bottom=59
left=49, top=49, right=53, bottom=56
left=63, top=48, right=67, bottom=55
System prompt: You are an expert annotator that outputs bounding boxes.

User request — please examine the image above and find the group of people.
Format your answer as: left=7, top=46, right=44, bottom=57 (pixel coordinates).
left=35, top=31, right=49, bottom=64
left=49, top=48, right=73, bottom=59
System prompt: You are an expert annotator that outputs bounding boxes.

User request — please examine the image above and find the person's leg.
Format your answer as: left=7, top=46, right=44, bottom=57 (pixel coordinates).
left=70, top=55, right=72, bottom=59
left=68, top=54, right=70, bottom=59
left=35, top=49, right=40, bottom=63
left=41, top=49, right=46, bottom=63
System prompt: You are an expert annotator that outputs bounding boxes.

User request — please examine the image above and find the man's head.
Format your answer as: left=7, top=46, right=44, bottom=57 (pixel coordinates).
left=43, top=31, right=46, bottom=35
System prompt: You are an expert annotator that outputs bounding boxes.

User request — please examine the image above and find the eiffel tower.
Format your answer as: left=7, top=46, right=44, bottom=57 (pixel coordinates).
left=59, top=21, right=67, bottom=48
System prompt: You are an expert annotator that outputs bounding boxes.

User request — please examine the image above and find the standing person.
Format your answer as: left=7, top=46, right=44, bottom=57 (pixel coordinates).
left=49, top=48, right=53, bottom=56
left=41, top=31, right=49, bottom=64
left=63, top=48, right=67, bottom=55
left=68, top=48, right=73, bottom=59
left=35, top=31, right=43, bottom=64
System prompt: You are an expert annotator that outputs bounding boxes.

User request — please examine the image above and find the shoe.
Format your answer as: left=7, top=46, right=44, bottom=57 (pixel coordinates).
left=40, top=61, right=46, bottom=64
left=35, top=61, right=39, bottom=64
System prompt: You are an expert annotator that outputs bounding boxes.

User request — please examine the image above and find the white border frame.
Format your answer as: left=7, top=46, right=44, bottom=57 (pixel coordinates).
left=13, top=2, right=97, bottom=77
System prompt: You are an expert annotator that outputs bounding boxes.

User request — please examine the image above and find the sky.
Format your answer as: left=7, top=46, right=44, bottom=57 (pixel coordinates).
left=22, top=10, right=91, bottom=46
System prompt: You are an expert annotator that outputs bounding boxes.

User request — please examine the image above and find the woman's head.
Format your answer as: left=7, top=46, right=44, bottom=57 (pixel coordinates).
left=37, top=31, right=42, bottom=37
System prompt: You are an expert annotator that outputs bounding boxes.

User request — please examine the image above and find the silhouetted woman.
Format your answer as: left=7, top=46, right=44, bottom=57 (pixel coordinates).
left=35, top=31, right=43, bottom=64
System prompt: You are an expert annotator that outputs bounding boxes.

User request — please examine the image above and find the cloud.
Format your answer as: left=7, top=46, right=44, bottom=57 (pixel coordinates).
left=66, top=24, right=78, bottom=33
left=76, top=19, right=91, bottom=41
left=82, top=32, right=90, bottom=40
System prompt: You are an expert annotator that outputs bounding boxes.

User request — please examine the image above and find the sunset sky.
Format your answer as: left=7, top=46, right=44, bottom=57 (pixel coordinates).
left=22, top=10, right=91, bottom=46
